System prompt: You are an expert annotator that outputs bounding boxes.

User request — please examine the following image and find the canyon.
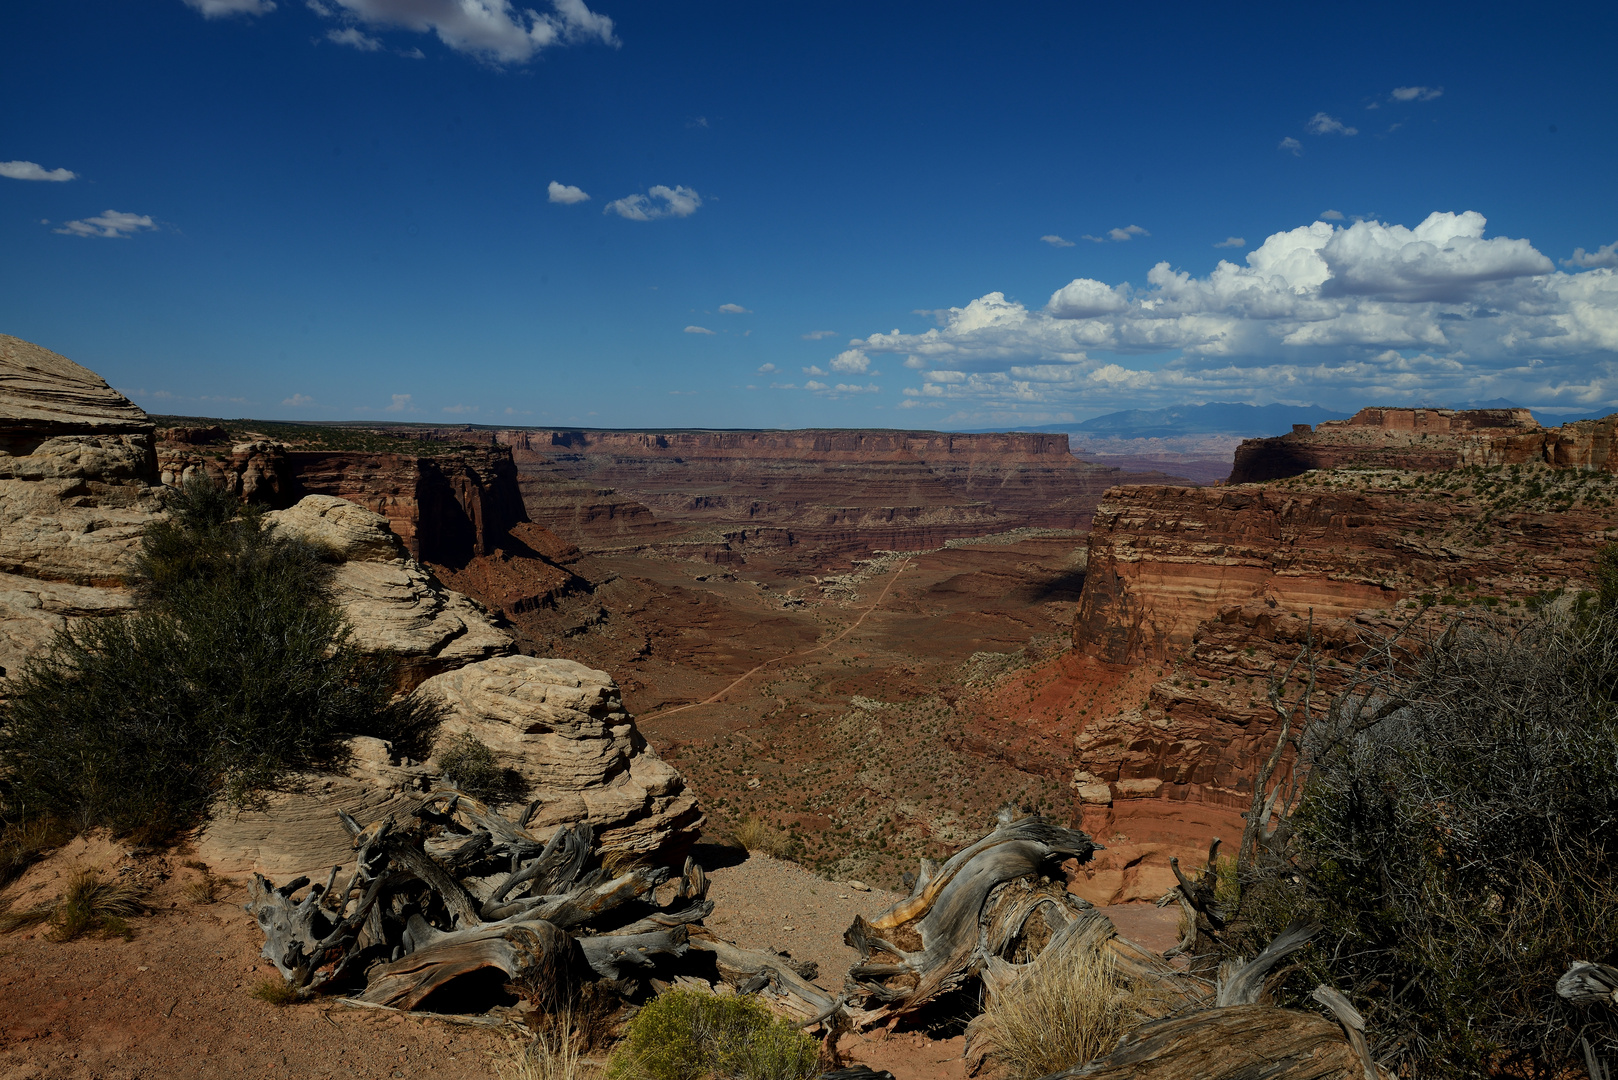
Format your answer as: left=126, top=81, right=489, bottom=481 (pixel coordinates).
left=11, top=332, right=1618, bottom=904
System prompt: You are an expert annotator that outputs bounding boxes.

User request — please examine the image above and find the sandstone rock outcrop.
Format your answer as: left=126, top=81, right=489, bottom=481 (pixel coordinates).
left=417, top=655, right=703, bottom=860
left=0, top=336, right=160, bottom=685
left=193, top=735, right=435, bottom=882
left=266, top=495, right=513, bottom=684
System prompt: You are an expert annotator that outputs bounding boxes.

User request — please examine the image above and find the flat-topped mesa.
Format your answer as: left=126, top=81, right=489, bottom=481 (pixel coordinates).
left=1229, top=406, right=1617, bottom=483
left=519, top=427, right=1074, bottom=462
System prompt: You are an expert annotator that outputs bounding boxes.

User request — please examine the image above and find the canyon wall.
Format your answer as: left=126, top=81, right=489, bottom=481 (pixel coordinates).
left=1069, top=432, right=1618, bottom=812
left=157, top=434, right=526, bottom=567
left=392, top=425, right=1183, bottom=561
left=1230, top=406, right=1618, bottom=483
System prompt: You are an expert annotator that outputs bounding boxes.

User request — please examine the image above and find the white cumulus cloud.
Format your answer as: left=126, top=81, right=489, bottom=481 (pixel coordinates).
left=718, top=303, right=750, bottom=314
left=757, top=363, right=776, bottom=373
left=548, top=181, right=589, bottom=204
left=1, top=160, right=77, bottom=182
left=1566, top=241, right=1618, bottom=270
left=1041, top=234, right=1075, bottom=248
left=54, top=210, right=156, bottom=238
left=184, top=0, right=276, bottom=17
left=1320, top=209, right=1345, bottom=221
left=282, top=393, right=315, bottom=407
left=684, top=325, right=714, bottom=335
left=846, top=210, right=1618, bottom=423
left=1215, top=236, right=1245, bottom=248
left=1307, top=112, right=1358, bottom=136
left=829, top=349, right=872, bottom=374
left=1279, top=137, right=1303, bottom=156
left=801, top=330, right=837, bottom=340
left=384, top=393, right=416, bottom=413
left=605, top=184, right=701, bottom=221
left=308, top=0, right=617, bottom=64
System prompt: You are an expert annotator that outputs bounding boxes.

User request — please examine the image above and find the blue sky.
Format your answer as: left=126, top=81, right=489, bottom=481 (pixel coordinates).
left=2, top=0, right=1615, bottom=429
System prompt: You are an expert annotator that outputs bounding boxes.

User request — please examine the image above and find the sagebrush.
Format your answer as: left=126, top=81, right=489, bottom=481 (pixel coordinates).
left=0, top=477, right=442, bottom=838
left=605, top=990, right=818, bottom=1080
left=1232, top=592, right=1618, bottom=1079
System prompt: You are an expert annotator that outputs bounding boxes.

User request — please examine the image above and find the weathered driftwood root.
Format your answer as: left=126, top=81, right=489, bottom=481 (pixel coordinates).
left=1044, top=1005, right=1378, bottom=1080
left=685, top=927, right=839, bottom=1022
left=358, top=917, right=569, bottom=1009
left=248, top=865, right=392, bottom=991
left=842, top=811, right=1098, bottom=1027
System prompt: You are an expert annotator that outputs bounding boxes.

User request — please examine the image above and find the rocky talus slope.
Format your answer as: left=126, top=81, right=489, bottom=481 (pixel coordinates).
left=1068, top=419, right=1618, bottom=813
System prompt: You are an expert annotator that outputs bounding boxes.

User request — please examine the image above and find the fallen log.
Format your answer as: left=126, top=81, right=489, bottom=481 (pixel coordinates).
left=357, top=916, right=569, bottom=1010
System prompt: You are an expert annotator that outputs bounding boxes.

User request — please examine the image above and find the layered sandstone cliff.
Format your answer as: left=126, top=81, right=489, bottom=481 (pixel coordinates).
left=1230, top=406, right=1618, bottom=483
left=1069, top=444, right=1618, bottom=811
left=266, top=495, right=513, bottom=685
left=0, top=336, right=158, bottom=683
left=156, top=436, right=527, bottom=566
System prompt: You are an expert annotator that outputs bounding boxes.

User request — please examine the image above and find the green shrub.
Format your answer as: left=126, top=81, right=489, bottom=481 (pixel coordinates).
left=1235, top=600, right=1618, bottom=1078
left=0, top=477, right=441, bottom=837
left=606, top=990, right=818, bottom=1080
left=436, top=732, right=507, bottom=800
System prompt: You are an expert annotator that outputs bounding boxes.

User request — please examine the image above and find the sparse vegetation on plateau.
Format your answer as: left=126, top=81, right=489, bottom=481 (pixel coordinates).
left=0, top=476, right=442, bottom=839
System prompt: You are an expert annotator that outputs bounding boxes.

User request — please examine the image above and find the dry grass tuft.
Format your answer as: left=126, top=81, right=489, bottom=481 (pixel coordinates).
left=501, top=1024, right=596, bottom=1080
left=180, top=863, right=235, bottom=905
left=250, top=977, right=300, bottom=1006
left=732, top=816, right=796, bottom=860
left=0, top=818, right=72, bottom=891
left=977, top=926, right=1157, bottom=1080
left=1, top=868, right=147, bottom=940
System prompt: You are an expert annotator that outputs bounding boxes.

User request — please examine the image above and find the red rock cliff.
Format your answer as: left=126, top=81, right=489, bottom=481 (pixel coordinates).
left=1068, top=462, right=1618, bottom=810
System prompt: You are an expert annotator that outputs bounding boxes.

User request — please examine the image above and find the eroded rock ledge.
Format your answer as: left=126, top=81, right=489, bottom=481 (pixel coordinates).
left=197, top=657, right=703, bottom=880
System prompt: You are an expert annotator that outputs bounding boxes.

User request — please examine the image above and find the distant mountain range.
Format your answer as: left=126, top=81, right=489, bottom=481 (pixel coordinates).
left=980, top=403, right=1351, bottom=440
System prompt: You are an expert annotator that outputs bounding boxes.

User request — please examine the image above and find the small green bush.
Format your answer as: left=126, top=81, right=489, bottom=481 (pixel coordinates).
left=0, top=477, right=442, bottom=837
left=606, top=990, right=818, bottom=1080
left=436, top=732, right=506, bottom=800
